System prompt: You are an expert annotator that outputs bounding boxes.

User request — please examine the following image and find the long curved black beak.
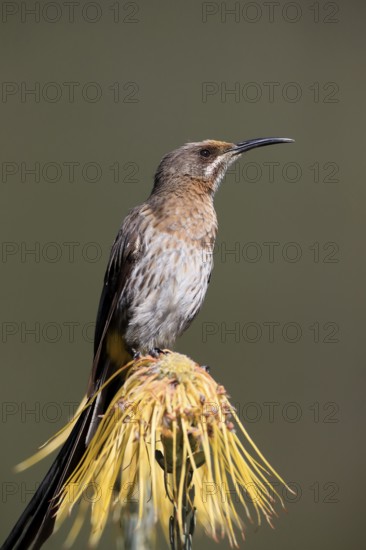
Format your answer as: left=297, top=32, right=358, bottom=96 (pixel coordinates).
left=231, top=137, right=294, bottom=155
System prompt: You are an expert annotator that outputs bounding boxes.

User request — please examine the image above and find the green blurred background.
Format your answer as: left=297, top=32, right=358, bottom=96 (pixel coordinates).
left=0, top=1, right=364, bottom=548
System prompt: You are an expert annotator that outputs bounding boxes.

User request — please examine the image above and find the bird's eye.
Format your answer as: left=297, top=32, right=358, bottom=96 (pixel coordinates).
left=200, top=149, right=211, bottom=158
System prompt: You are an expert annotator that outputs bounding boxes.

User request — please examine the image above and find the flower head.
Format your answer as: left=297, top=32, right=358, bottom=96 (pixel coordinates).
left=22, top=352, right=289, bottom=548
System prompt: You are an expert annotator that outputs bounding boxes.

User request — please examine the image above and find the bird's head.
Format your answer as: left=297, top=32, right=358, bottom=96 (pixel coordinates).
left=153, top=137, right=294, bottom=196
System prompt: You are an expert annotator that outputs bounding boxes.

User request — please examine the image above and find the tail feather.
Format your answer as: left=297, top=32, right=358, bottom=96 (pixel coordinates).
left=2, top=344, right=131, bottom=549
left=1, top=406, right=93, bottom=550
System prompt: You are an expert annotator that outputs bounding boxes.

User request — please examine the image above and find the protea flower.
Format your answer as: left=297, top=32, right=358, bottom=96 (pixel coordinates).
left=17, top=352, right=289, bottom=548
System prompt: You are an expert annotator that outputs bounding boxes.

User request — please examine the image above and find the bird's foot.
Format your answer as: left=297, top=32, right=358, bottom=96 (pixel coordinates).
left=148, top=347, right=168, bottom=359
left=133, top=348, right=171, bottom=360
left=132, top=348, right=142, bottom=360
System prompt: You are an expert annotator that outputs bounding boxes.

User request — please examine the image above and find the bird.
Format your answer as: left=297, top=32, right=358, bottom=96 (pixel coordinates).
left=2, top=136, right=293, bottom=549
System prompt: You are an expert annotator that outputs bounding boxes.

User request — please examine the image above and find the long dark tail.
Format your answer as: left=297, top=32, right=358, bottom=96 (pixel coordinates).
left=1, top=398, right=94, bottom=550
left=1, top=353, right=127, bottom=550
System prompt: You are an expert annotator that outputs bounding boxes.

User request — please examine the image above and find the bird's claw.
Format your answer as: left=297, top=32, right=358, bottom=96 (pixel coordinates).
left=149, top=347, right=168, bottom=358
left=133, top=348, right=171, bottom=360
left=132, top=349, right=142, bottom=360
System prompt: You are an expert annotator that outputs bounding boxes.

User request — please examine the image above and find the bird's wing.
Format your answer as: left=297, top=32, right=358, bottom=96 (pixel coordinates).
left=88, top=206, right=145, bottom=396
